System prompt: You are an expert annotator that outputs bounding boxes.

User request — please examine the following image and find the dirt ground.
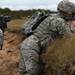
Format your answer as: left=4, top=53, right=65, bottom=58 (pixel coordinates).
left=0, top=19, right=25, bottom=75
left=0, top=31, right=22, bottom=75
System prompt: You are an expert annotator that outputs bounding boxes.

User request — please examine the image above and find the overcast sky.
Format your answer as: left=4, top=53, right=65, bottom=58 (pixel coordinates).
left=0, top=0, right=75, bottom=10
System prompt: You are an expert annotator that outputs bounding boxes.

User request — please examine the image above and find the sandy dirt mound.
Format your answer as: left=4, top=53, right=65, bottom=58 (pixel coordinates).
left=0, top=31, right=24, bottom=75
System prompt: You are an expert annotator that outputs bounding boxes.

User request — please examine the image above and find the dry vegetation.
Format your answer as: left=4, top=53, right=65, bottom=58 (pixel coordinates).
left=7, top=19, right=25, bottom=31
left=42, top=36, right=75, bottom=75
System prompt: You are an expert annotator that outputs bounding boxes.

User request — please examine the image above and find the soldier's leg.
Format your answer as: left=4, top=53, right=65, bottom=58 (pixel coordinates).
left=0, top=29, right=4, bottom=50
left=19, top=51, right=27, bottom=75
left=19, top=35, right=41, bottom=75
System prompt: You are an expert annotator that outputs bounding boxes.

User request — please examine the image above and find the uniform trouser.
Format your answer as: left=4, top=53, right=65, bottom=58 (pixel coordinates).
left=19, top=35, right=41, bottom=75
left=0, top=29, right=3, bottom=49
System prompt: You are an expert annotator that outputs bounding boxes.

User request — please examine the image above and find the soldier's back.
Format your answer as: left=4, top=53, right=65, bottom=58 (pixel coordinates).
left=34, top=14, right=71, bottom=41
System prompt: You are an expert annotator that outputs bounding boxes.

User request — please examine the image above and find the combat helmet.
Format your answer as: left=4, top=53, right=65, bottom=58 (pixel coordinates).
left=57, top=0, right=75, bottom=20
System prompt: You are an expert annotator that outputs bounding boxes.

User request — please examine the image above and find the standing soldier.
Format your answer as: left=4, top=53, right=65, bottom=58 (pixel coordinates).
left=19, top=1, right=75, bottom=75
left=0, top=15, right=11, bottom=49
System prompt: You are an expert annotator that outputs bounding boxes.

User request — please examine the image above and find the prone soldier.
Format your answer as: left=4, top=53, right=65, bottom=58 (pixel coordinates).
left=19, top=1, right=75, bottom=75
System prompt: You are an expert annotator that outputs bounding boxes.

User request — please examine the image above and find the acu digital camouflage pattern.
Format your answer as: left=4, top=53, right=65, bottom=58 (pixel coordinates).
left=0, top=29, right=3, bottom=49
left=21, top=11, right=48, bottom=36
left=19, top=13, right=74, bottom=75
left=57, top=1, right=75, bottom=14
left=57, top=1, right=75, bottom=20
left=19, top=35, right=40, bottom=75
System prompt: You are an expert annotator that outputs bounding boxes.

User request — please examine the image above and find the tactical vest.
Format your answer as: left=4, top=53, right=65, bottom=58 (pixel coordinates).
left=21, top=11, right=49, bottom=36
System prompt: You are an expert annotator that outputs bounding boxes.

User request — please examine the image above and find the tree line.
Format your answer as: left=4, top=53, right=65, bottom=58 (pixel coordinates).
left=0, top=8, right=57, bottom=19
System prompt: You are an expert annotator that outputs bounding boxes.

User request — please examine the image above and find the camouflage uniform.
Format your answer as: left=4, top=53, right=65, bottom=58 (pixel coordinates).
left=19, top=1, right=75, bottom=75
left=19, top=14, right=73, bottom=75
left=0, top=29, right=3, bottom=49
left=0, top=15, right=11, bottom=49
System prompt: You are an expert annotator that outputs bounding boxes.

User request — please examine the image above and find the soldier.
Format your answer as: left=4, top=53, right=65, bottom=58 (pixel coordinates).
left=0, top=15, right=11, bottom=49
left=19, top=1, right=75, bottom=75
left=0, top=29, right=3, bottom=49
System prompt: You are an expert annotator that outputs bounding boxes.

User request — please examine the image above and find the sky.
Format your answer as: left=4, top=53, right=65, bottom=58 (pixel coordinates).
left=0, top=0, right=75, bottom=11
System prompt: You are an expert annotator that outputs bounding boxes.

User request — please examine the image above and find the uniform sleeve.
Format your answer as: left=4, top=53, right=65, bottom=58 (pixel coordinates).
left=54, top=18, right=71, bottom=37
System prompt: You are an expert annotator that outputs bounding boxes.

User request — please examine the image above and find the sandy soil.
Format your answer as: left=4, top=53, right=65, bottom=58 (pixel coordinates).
left=0, top=31, right=23, bottom=75
left=0, top=19, right=26, bottom=75
left=0, top=23, right=25, bottom=75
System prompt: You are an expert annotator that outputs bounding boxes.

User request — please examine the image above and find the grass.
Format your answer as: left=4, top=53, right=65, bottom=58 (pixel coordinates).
left=7, top=19, right=25, bottom=32
left=42, top=36, right=75, bottom=75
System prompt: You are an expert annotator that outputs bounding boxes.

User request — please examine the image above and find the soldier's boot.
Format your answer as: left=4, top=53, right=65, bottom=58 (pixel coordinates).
left=19, top=35, right=41, bottom=75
